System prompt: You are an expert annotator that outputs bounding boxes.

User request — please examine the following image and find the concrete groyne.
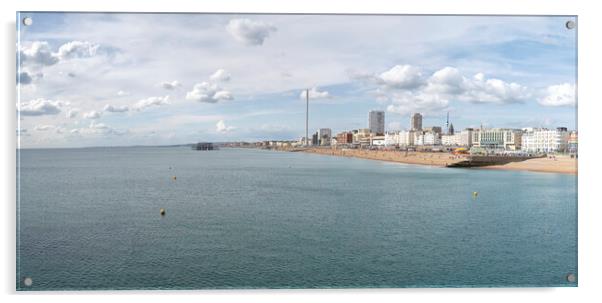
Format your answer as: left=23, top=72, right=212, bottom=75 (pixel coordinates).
left=446, top=155, right=544, bottom=168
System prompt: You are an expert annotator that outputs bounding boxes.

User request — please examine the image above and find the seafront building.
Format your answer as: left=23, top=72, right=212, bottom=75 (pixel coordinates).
left=471, top=128, right=522, bottom=151
left=399, top=130, right=415, bottom=146
left=352, top=128, right=372, bottom=145
left=384, top=130, right=416, bottom=147
left=285, top=110, right=574, bottom=154
left=521, top=127, right=569, bottom=153
left=311, top=131, right=319, bottom=146
left=423, top=126, right=442, bottom=135
left=384, top=131, right=400, bottom=147
left=336, top=131, right=353, bottom=145
left=441, top=128, right=473, bottom=146
left=371, top=135, right=386, bottom=146
left=441, top=134, right=460, bottom=146
left=568, top=131, right=578, bottom=154
left=319, top=128, right=332, bottom=146
left=369, top=111, right=385, bottom=135
left=459, top=128, right=474, bottom=147
left=415, top=131, right=441, bottom=146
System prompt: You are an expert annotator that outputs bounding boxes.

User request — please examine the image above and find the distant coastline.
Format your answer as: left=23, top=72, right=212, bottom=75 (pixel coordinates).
left=17, top=144, right=577, bottom=175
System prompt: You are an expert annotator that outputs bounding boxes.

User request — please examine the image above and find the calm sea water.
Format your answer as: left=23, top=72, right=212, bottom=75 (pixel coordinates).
left=17, top=147, right=577, bottom=290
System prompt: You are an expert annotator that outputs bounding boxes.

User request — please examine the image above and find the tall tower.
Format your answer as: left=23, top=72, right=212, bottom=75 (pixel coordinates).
left=446, top=111, right=449, bottom=134
left=411, top=113, right=422, bottom=131
left=305, top=88, right=309, bottom=146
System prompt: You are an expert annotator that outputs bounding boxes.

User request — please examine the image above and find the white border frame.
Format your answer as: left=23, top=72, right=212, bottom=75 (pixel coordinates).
left=3, top=1, right=601, bottom=302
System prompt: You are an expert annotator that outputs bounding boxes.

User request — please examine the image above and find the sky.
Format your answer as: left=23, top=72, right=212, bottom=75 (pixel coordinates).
left=16, top=13, right=577, bottom=148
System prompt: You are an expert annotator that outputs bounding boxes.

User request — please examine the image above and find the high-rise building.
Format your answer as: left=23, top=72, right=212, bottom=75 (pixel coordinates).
left=411, top=113, right=422, bottom=131
left=369, top=110, right=385, bottom=135
left=318, top=128, right=332, bottom=146
left=311, top=131, right=319, bottom=146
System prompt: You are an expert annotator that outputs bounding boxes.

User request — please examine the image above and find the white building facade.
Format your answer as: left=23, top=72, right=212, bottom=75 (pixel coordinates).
left=472, top=128, right=522, bottom=150
left=415, top=131, right=441, bottom=146
left=384, top=131, right=400, bottom=147
left=442, top=129, right=473, bottom=146
left=384, top=130, right=415, bottom=147
left=521, top=127, right=569, bottom=153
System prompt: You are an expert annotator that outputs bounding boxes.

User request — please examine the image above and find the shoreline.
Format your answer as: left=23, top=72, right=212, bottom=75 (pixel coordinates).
left=273, top=147, right=577, bottom=175
left=479, top=157, right=577, bottom=175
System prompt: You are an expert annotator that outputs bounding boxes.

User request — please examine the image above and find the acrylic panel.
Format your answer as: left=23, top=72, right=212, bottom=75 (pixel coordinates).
left=16, top=12, right=578, bottom=290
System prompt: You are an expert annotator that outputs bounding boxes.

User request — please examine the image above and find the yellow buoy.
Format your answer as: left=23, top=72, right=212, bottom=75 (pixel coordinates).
left=160, top=208, right=166, bottom=216
left=172, top=176, right=177, bottom=181
left=472, top=191, right=479, bottom=199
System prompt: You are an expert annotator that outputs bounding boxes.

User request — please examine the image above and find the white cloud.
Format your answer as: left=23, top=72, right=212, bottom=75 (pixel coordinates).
left=81, top=121, right=127, bottom=136
left=299, top=87, right=331, bottom=99
left=116, top=90, right=130, bottom=96
left=104, top=104, right=129, bottom=113
left=226, top=18, right=277, bottom=46
left=209, top=69, right=231, bottom=82
left=34, top=124, right=54, bottom=131
left=386, top=91, right=449, bottom=116
left=161, top=80, right=181, bottom=90
left=462, top=76, right=529, bottom=104
left=425, top=66, right=466, bottom=94
left=66, top=108, right=79, bottom=118
left=83, top=110, right=102, bottom=119
left=17, top=98, right=63, bottom=116
left=216, top=120, right=236, bottom=133
left=18, top=41, right=59, bottom=66
left=186, top=82, right=233, bottom=103
left=132, top=96, right=170, bottom=111
left=378, top=65, right=424, bottom=89
left=19, top=41, right=99, bottom=68
left=89, top=121, right=108, bottom=129
left=539, top=83, right=576, bottom=107
left=423, top=67, right=530, bottom=104
left=56, top=41, right=99, bottom=60
left=373, top=65, right=531, bottom=116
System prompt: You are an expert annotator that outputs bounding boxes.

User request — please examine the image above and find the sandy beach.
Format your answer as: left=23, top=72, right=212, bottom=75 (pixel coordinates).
left=293, top=147, right=577, bottom=175
left=300, top=147, right=462, bottom=167
left=482, top=155, right=577, bottom=175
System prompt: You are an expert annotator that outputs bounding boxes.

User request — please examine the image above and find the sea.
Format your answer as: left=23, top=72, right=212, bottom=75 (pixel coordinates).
left=16, top=147, right=577, bottom=290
